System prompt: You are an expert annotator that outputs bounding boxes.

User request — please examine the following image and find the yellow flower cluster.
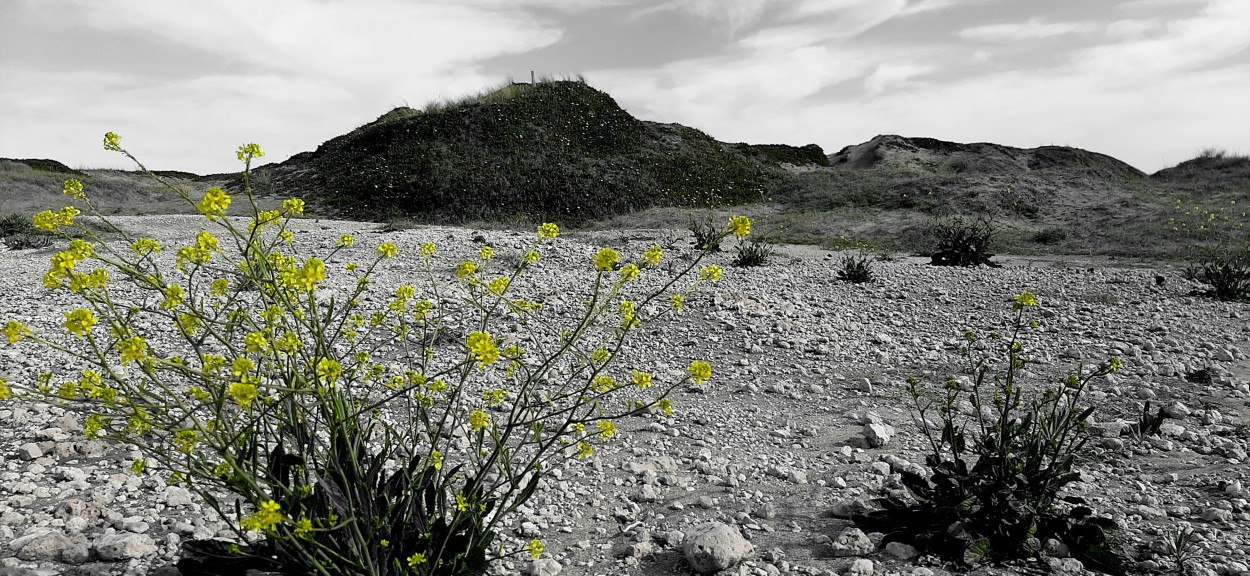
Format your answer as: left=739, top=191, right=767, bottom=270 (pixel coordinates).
left=33, top=206, right=80, bottom=233
left=282, top=198, right=304, bottom=215
left=236, top=143, right=264, bottom=162
left=63, top=178, right=85, bottom=200
left=63, top=309, right=98, bottom=337
left=1013, top=292, right=1039, bottom=309
left=467, top=331, right=499, bottom=366
left=538, top=222, right=560, bottom=240
left=700, top=265, right=723, bottom=282
left=377, top=242, right=398, bottom=258
left=240, top=500, right=284, bottom=533
left=281, top=258, right=326, bottom=293
left=2, top=321, right=31, bottom=344
left=688, top=360, right=713, bottom=385
left=469, top=410, right=490, bottom=431
left=103, top=132, right=122, bottom=152
left=593, top=248, right=619, bottom=271
left=197, top=187, right=231, bottom=219
left=728, top=215, right=752, bottom=238
left=641, top=245, right=662, bottom=267
left=228, top=380, right=260, bottom=408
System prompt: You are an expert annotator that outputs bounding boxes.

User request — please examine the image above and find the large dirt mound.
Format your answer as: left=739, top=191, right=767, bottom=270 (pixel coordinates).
left=828, top=134, right=1144, bottom=181
left=262, top=80, right=798, bottom=223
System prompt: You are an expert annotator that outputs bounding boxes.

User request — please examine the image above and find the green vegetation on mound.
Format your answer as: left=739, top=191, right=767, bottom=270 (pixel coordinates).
left=296, top=80, right=785, bottom=224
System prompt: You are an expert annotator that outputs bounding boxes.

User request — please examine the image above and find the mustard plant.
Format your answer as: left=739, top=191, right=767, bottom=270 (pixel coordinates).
left=1169, top=198, right=1250, bottom=301
left=857, top=294, right=1127, bottom=572
left=0, top=134, right=751, bottom=576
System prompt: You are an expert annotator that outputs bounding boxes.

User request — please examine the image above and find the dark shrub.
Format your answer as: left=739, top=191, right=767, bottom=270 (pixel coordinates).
left=930, top=216, right=997, bottom=267
left=688, top=217, right=722, bottom=252
left=733, top=237, right=774, bottom=267
left=1032, top=227, right=1067, bottom=244
left=836, top=254, right=874, bottom=283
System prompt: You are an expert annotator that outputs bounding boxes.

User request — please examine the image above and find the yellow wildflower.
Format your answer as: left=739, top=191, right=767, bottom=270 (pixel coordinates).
left=377, top=242, right=398, bottom=258
left=456, top=261, right=478, bottom=279
left=117, top=337, right=148, bottom=364
left=197, top=187, right=231, bottom=219
left=282, top=198, right=304, bottom=215
left=631, top=370, right=652, bottom=389
left=161, top=285, right=185, bottom=310
left=430, top=450, right=443, bottom=470
left=688, top=360, right=713, bottom=385
left=236, top=143, right=264, bottom=162
left=527, top=539, right=544, bottom=559
left=592, top=375, right=615, bottom=393
left=63, top=309, right=98, bottom=337
left=63, top=178, right=85, bottom=200
left=641, top=245, right=662, bottom=266
left=469, top=410, right=490, bottom=431
left=103, top=131, right=122, bottom=152
left=488, top=277, right=509, bottom=295
left=700, top=265, right=722, bottom=282
left=294, top=517, right=312, bottom=538
left=597, top=421, right=617, bottom=439
left=173, top=429, right=199, bottom=453
left=243, top=331, right=270, bottom=354
left=670, top=293, right=684, bottom=313
left=619, top=263, right=640, bottom=282
left=1013, top=292, right=1039, bottom=309
left=479, top=245, right=494, bottom=260
left=4, top=320, right=31, bottom=344
left=130, top=238, right=162, bottom=255
left=576, top=441, right=594, bottom=459
left=523, top=250, right=540, bottom=265
left=316, top=358, right=342, bottom=386
left=467, top=331, right=499, bottom=366
left=419, top=242, right=436, bottom=258
left=728, top=215, right=751, bottom=238
left=337, top=234, right=354, bottom=247
left=130, top=459, right=145, bottom=475
left=593, top=248, right=619, bottom=271
left=407, top=553, right=428, bottom=567
left=538, top=222, right=559, bottom=240
left=228, top=379, right=260, bottom=408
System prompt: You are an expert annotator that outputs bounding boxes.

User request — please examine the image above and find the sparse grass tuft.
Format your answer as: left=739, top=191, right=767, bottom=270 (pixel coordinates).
left=732, top=236, right=774, bottom=267
left=689, top=217, right=723, bottom=252
left=929, top=216, right=996, bottom=267
left=836, top=254, right=874, bottom=283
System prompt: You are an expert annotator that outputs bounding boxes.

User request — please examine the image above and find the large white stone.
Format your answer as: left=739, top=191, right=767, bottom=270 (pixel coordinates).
left=682, top=522, right=753, bottom=573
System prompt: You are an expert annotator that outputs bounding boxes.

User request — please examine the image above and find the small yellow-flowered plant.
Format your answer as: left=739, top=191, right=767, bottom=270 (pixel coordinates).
left=466, top=331, right=499, bottom=366
left=63, top=178, right=85, bottom=200
left=593, top=247, right=619, bottom=271
left=728, top=215, right=751, bottom=238
left=538, top=222, right=559, bottom=240
left=1013, top=292, right=1039, bottom=309
left=527, top=539, right=544, bottom=559
left=377, top=242, right=398, bottom=258
left=700, top=265, right=723, bottom=282
left=197, top=187, right=231, bottom=219
left=688, top=360, right=713, bottom=385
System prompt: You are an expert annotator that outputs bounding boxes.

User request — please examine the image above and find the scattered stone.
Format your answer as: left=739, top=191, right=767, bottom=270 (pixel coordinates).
left=93, top=532, right=157, bottom=560
left=524, top=558, right=562, bottom=576
left=830, top=527, right=874, bottom=557
left=883, top=541, right=919, bottom=560
left=682, top=522, right=754, bottom=573
left=847, top=558, right=875, bottom=575
left=863, top=423, right=894, bottom=448
left=11, top=529, right=72, bottom=561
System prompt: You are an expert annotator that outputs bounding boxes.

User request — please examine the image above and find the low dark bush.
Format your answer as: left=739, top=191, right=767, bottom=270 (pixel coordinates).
left=733, top=237, right=774, bottom=267
left=930, top=216, right=997, bottom=267
left=836, top=254, right=874, bottom=283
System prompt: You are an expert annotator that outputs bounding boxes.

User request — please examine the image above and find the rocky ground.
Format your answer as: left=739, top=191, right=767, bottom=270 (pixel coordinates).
left=1, top=215, right=1248, bottom=576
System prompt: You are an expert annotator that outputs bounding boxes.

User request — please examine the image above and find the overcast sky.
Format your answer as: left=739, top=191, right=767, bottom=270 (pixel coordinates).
left=1, top=0, right=1247, bottom=175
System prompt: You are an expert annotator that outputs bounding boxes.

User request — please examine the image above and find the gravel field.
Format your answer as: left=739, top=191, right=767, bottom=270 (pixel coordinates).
left=1, top=215, right=1249, bottom=576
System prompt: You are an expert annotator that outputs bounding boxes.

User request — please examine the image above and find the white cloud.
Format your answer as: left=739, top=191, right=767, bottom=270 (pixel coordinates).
left=1104, top=18, right=1163, bottom=39
left=864, top=62, right=934, bottom=95
left=959, top=17, right=1098, bottom=42
left=1075, top=0, right=1250, bottom=81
